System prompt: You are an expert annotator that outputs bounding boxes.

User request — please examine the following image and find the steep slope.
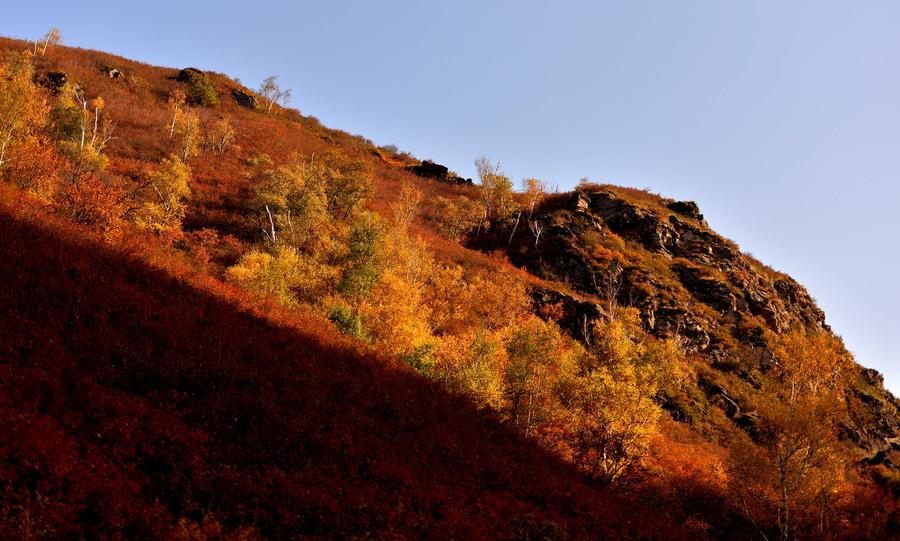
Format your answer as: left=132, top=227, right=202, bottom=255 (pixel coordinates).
left=0, top=199, right=682, bottom=540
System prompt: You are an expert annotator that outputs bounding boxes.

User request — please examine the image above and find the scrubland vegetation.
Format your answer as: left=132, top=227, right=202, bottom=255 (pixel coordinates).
left=0, top=32, right=898, bottom=540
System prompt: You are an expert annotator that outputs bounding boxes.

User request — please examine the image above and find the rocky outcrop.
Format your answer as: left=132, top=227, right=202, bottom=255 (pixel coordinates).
left=231, top=88, right=259, bottom=109
left=846, top=367, right=900, bottom=457
left=407, top=160, right=473, bottom=185
left=583, top=191, right=678, bottom=254
left=672, top=263, right=739, bottom=313
left=533, top=289, right=606, bottom=341
left=502, top=185, right=898, bottom=463
left=667, top=200, right=706, bottom=225
left=557, top=189, right=825, bottom=336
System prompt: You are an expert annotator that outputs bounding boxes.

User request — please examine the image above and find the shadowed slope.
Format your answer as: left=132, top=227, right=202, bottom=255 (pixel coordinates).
left=0, top=202, right=700, bottom=539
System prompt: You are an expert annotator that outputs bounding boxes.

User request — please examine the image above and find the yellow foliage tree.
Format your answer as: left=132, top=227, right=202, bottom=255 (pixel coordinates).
left=133, top=155, right=192, bottom=232
left=727, top=330, right=851, bottom=541
left=433, top=330, right=506, bottom=411
left=227, top=245, right=310, bottom=307
left=174, top=108, right=200, bottom=160
left=561, top=309, right=665, bottom=485
left=251, top=153, right=329, bottom=250
left=360, top=269, right=433, bottom=367
left=503, top=316, right=578, bottom=437
left=0, top=52, right=48, bottom=172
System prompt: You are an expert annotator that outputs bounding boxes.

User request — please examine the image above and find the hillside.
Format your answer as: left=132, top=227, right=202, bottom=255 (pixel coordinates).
left=0, top=35, right=898, bottom=540
left=0, top=192, right=662, bottom=540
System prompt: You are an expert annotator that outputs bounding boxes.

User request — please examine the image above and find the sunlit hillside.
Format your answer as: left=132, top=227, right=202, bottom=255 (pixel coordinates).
left=0, top=34, right=898, bottom=540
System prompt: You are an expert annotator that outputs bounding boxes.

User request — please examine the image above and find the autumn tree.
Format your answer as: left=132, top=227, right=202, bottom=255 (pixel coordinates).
left=37, top=28, right=61, bottom=56
left=561, top=309, right=668, bottom=486
left=727, top=330, right=851, bottom=541
left=132, top=154, right=192, bottom=232
left=205, top=117, right=237, bottom=155
left=430, top=195, right=483, bottom=241
left=249, top=153, right=328, bottom=248
left=320, top=150, right=374, bottom=220
left=174, top=108, right=200, bottom=160
left=422, top=264, right=473, bottom=336
left=360, top=268, right=434, bottom=368
left=0, top=52, right=48, bottom=171
left=521, top=177, right=547, bottom=218
left=337, top=213, right=385, bottom=301
left=388, top=183, right=432, bottom=286
left=70, top=89, right=114, bottom=153
left=435, top=330, right=505, bottom=410
left=527, top=218, right=545, bottom=248
left=258, top=75, right=291, bottom=114
left=183, top=71, right=219, bottom=107
left=166, top=89, right=186, bottom=139
left=52, top=172, right=127, bottom=238
left=0, top=52, right=65, bottom=198
left=227, top=245, right=306, bottom=307
left=1, top=136, right=66, bottom=198
left=53, top=86, right=115, bottom=172
left=503, top=317, right=577, bottom=437
left=474, top=156, right=514, bottom=233
left=391, top=182, right=422, bottom=232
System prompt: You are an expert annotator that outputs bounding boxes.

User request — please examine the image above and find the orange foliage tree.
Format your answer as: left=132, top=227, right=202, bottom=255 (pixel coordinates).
left=727, top=330, right=852, bottom=541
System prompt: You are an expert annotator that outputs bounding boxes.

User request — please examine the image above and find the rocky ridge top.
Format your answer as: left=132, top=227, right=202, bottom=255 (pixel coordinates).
left=512, top=186, right=898, bottom=456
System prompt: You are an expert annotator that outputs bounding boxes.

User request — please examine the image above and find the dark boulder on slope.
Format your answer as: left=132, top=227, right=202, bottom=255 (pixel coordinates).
left=407, top=160, right=473, bottom=185
left=41, top=71, right=68, bottom=93
left=176, top=67, right=204, bottom=82
left=231, top=88, right=259, bottom=109
left=100, top=65, right=122, bottom=79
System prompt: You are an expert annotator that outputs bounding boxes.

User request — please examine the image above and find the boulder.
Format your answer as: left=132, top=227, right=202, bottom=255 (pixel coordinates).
left=666, top=200, right=706, bottom=224
left=650, top=304, right=711, bottom=350
left=100, top=65, right=122, bottom=79
left=410, top=160, right=448, bottom=178
left=177, top=67, right=205, bottom=83
left=231, top=88, right=259, bottom=109
left=406, top=160, right=473, bottom=185
left=42, top=71, right=68, bottom=94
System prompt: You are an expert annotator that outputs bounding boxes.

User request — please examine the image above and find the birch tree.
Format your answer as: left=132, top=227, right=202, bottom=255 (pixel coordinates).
left=258, top=75, right=291, bottom=114
left=39, top=28, right=61, bottom=56
left=727, top=331, right=851, bottom=541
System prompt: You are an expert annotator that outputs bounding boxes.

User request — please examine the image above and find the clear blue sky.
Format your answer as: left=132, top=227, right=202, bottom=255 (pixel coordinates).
left=4, top=1, right=899, bottom=391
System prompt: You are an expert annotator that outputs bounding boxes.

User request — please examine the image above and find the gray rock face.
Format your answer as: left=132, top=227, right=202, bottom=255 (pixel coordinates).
left=672, top=263, right=739, bottom=313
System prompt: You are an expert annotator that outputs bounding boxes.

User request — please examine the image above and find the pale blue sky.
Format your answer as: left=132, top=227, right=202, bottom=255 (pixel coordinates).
left=4, top=1, right=899, bottom=391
